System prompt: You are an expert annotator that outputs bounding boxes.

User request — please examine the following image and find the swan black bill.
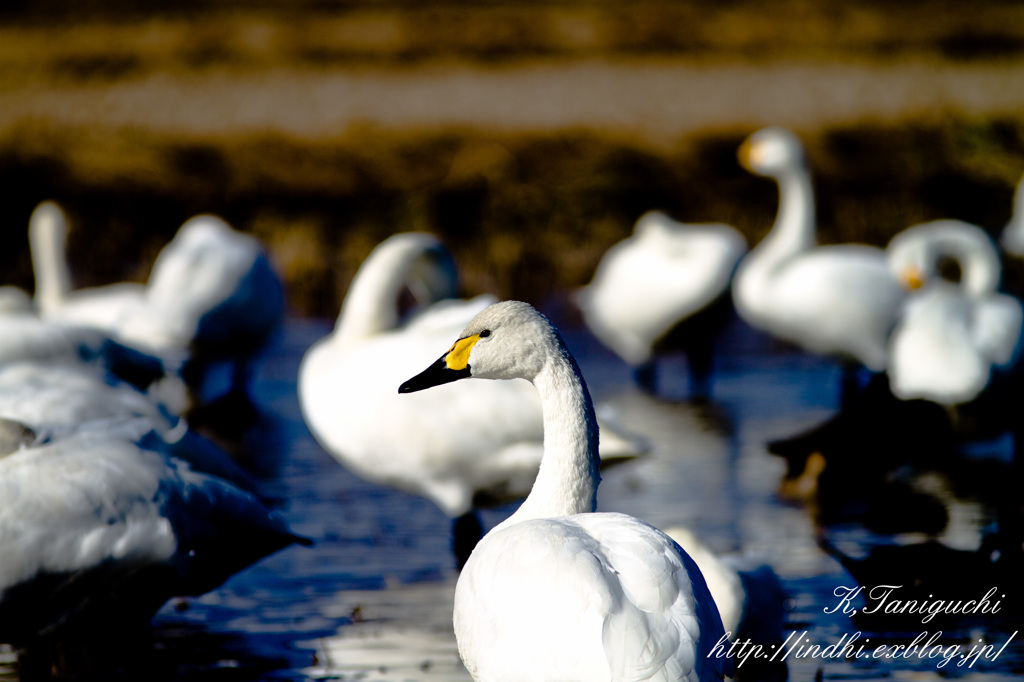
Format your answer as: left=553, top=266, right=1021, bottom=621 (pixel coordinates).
left=398, top=357, right=472, bottom=393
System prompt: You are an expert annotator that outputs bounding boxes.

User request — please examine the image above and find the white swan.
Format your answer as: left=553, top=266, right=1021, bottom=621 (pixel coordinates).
left=887, top=219, right=1023, bottom=405
left=732, top=127, right=905, bottom=373
left=0, top=314, right=189, bottom=418
left=0, top=361, right=177, bottom=435
left=301, top=233, right=646, bottom=567
left=0, top=286, right=33, bottom=316
left=399, top=300, right=733, bottom=682
left=577, top=210, right=747, bottom=397
left=998, top=173, right=1024, bottom=256
left=29, top=201, right=147, bottom=330
left=662, top=527, right=786, bottom=651
left=0, top=417, right=308, bottom=645
left=118, top=214, right=285, bottom=405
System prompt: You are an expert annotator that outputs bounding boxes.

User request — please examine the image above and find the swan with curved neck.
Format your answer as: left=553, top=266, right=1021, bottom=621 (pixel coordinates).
left=732, top=127, right=904, bottom=373
left=330, top=232, right=459, bottom=347
left=577, top=210, right=747, bottom=398
left=887, top=220, right=1023, bottom=405
left=29, top=201, right=146, bottom=330
left=399, top=300, right=731, bottom=682
left=301, top=235, right=645, bottom=569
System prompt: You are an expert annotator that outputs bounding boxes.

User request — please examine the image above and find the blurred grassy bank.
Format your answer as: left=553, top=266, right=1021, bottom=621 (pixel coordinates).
left=2, top=1, right=1024, bottom=317
left=3, top=118, right=1022, bottom=317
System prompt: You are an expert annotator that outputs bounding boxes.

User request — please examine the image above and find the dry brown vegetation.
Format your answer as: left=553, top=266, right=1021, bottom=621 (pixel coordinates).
left=2, top=1, right=1024, bottom=317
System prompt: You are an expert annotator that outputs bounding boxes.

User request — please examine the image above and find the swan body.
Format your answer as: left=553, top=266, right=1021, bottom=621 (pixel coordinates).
left=122, top=214, right=284, bottom=357
left=115, top=214, right=285, bottom=408
left=732, top=127, right=904, bottom=371
left=399, top=300, right=732, bottom=682
left=0, top=315, right=189, bottom=416
left=664, top=527, right=786, bottom=647
left=0, top=418, right=306, bottom=644
left=29, top=201, right=147, bottom=330
left=578, top=211, right=747, bottom=396
left=887, top=219, right=1023, bottom=404
left=300, top=234, right=645, bottom=524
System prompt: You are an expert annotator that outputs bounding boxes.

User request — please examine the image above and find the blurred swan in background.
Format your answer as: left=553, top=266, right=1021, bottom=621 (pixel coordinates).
left=0, top=313, right=188, bottom=416
left=0, top=416, right=308, bottom=647
left=732, top=127, right=905, bottom=388
left=29, top=201, right=147, bottom=330
left=0, top=286, right=34, bottom=316
left=398, top=300, right=732, bottom=682
left=577, top=210, right=747, bottom=398
left=887, top=219, right=1023, bottom=405
left=119, top=214, right=286, bottom=415
left=299, top=233, right=645, bottom=568
left=998, top=173, right=1024, bottom=257
left=28, top=203, right=283, bottom=423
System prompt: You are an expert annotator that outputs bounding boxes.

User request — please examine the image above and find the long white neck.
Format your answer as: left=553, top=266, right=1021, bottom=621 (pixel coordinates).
left=757, top=166, right=817, bottom=260
left=735, top=165, right=816, bottom=321
left=332, top=236, right=436, bottom=345
left=941, top=227, right=1000, bottom=297
left=29, top=202, right=72, bottom=314
left=1010, top=175, right=1024, bottom=238
left=495, top=337, right=601, bottom=531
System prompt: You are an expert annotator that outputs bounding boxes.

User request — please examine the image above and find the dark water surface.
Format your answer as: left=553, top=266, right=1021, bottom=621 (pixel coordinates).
left=4, top=315, right=1022, bottom=681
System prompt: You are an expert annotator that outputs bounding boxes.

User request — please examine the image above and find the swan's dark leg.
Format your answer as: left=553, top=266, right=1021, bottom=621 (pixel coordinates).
left=452, top=510, right=484, bottom=571
left=685, top=338, right=715, bottom=403
left=838, top=363, right=865, bottom=407
left=633, top=360, right=658, bottom=395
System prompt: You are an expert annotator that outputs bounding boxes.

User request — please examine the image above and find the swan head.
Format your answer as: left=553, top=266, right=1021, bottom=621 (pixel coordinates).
left=398, top=300, right=554, bottom=393
left=887, top=220, right=1000, bottom=296
left=738, top=127, right=805, bottom=177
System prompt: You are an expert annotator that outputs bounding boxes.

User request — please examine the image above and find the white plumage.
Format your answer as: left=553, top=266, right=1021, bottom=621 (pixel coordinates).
left=732, top=127, right=904, bottom=372
left=577, top=210, right=747, bottom=396
left=0, top=417, right=306, bottom=644
left=887, top=219, right=1023, bottom=405
left=663, top=526, right=787, bottom=650
left=399, top=300, right=732, bottom=682
left=998, top=173, right=1024, bottom=257
left=0, top=314, right=188, bottom=419
left=118, top=214, right=285, bottom=405
left=122, top=214, right=284, bottom=357
left=27, top=203, right=283, bottom=405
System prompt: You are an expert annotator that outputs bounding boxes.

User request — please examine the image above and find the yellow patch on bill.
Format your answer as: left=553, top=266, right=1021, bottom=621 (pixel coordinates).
left=445, top=334, right=481, bottom=371
left=901, top=265, right=926, bottom=290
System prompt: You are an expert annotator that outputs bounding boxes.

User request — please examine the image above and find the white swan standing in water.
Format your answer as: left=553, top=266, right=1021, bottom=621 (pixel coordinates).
left=119, top=214, right=285, bottom=411
left=300, top=234, right=646, bottom=568
left=0, top=416, right=309, bottom=645
left=887, top=219, right=1023, bottom=405
left=577, top=211, right=747, bottom=398
left=399, top=300, right=733, bottom=682
left=29, top=201, right=146, bottom=330
left=732, top=127, right=905, bottom=390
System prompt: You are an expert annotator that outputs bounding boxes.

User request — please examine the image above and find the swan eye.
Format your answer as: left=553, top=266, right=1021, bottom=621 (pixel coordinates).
left=479, top=330, right=491, bottom=338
